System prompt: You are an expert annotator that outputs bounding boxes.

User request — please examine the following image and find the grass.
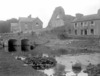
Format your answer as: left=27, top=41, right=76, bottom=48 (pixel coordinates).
left=0, top=49, right=48, bottom=76
left=0, top=37, right=100, bottom=76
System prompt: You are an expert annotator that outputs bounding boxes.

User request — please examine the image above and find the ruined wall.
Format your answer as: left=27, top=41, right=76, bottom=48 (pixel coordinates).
left=47, top=6, right=65, bottom=29
left=46, top=6, right=75, bottom=35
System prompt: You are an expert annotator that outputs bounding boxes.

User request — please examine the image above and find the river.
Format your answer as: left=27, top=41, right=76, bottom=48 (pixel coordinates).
left=0, top=46, right=100, bottom=76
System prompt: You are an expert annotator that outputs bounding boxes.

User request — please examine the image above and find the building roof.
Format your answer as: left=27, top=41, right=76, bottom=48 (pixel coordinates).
left=18, top=16, right=43, bottom=25
left=34, top=17, right=43, bottom=24
left=11, top=23, right=18, bottom=26
left=19, top=17, right=35, bottom=22
left=72, top=14, right=100, bottom=22
left=63, top=15, right=75, bottom=21
left=19, top=15, right=36, bottom=22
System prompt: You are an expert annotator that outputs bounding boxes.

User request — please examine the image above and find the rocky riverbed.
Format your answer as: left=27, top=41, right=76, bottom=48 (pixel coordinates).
left=37, top=53, right=100, bottom=76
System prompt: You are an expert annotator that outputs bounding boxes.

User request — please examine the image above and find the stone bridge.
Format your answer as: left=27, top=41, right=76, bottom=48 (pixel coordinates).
left=0, top=33, right=47, bottom=53
left=0, top=33, right=41, bottom=47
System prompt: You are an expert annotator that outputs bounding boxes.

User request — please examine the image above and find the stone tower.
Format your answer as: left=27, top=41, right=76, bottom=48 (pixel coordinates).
left=47, top=6, right=65, bottom=29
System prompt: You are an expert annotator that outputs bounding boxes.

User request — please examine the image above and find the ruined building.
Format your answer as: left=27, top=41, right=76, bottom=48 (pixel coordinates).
left=11, top=15, right=43, bottom=33
left=47, top=6, right=65, bottom=29
left=72, top=9, right=100, bottom=36
left=46, top=6, right=75, bottom=35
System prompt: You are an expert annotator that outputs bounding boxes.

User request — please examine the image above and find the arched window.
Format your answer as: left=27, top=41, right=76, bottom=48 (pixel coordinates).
left=57, top=15, right=60, bottom=19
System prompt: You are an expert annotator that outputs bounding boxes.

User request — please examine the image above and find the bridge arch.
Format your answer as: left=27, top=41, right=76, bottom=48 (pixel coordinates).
left=8, top=39, right=18, bottom=52
left=21, top=39, right=30, bottom=52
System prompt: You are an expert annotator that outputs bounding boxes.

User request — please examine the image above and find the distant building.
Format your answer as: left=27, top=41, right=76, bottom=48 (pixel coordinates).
left=11, top=15, right=43, bottom=33
left=72, top=9, right=100, bottom=36
left=47, top=6, right=100, bottom=36
left=11, top=23, right=21, bottom=33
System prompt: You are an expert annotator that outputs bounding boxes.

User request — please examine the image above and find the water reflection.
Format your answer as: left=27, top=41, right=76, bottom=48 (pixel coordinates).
left=3, top=46, right=31, bottom=53
left=21, top=45, right=30, bottom=52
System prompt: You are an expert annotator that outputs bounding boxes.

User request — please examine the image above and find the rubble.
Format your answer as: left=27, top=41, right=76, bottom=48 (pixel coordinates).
left=15, top=55, right=57, bottom=70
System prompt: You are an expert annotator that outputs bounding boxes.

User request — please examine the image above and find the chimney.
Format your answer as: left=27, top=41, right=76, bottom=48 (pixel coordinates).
left=98, top=9, right=100, bottom=15
left=76, top=13, right=83, bottom=18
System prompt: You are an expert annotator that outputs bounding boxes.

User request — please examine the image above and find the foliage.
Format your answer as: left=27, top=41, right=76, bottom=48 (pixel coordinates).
left=57, top=48, right=68, bottom=55
left=57, top=32, right=68, bottom=40
left=47, top=26, right=69, bottom=40
left=23, top=56, right=57, bottom=70
left=83, top=63, right=100, bottom=76
left=0, top=18, right=18, bottom=33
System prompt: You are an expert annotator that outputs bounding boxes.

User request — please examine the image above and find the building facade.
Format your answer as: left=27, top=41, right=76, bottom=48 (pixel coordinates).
left=11, top=15, right=43, bottom=33
left=72, top=9, right=100, bottom=36
left=11, top=23, right=21, bottom=33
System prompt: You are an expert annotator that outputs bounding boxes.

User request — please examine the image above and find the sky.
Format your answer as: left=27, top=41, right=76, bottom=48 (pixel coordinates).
left=0, top=0, right=100, bottom=27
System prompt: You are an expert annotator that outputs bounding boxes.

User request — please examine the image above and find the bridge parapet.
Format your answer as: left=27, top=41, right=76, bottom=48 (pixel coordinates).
left=0, top=33, right=39, bottom=47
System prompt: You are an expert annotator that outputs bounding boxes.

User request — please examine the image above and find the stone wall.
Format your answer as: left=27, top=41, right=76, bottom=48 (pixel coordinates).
left=0, top=33, right=39, bottom=46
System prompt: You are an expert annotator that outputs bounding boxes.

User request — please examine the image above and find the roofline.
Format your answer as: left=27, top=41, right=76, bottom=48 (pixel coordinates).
left=72, top=18, right=100, bottom=23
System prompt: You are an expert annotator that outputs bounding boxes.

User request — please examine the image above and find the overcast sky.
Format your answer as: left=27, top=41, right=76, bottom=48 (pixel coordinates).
left=0, top=0, right=100, bottom=27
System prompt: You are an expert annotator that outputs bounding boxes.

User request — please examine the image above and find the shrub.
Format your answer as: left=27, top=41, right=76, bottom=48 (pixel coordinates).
left=57, top=33, right=68, bottom=40
left=57, top=48, right=68, bottom=55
